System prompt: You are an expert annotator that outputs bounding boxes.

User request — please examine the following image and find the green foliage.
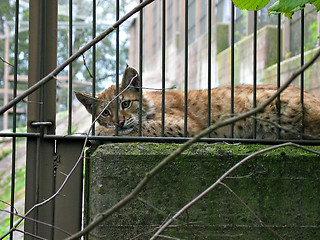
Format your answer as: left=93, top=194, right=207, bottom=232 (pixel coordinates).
left=232, top=0, right=320, bottom=19
left=0, top=168, right=25, bottom=236
left=55, top=0, right=134, bottom=110
left=56, top=0, right=134, bottom=103
left=0, top=148, right=12, bottom=161
left=269, top=0, right=320, bottom=19
left=0, top=1, right=15, bottom=34
left=232, top=0, right=270, bottom=11
left=305, top=20, right=320, bottom=51
left=313, top=0, right=320, bottom=10
left=1, top=0, right=135, bottom=113
left=57, top=110, right=68, bottom=120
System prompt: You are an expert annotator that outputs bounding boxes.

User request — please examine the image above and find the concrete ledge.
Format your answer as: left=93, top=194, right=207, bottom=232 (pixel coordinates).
left=86, top=143, right=320, bottom=239
left=263, top=46, right=320, bottom=96
left=216, top=25, right=278, bottom=85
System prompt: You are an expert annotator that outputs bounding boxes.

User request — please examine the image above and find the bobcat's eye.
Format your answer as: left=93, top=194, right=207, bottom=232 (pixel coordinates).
left=101, top=109, right=111, bottom=117
left=121, top=100, right=132, bottom=110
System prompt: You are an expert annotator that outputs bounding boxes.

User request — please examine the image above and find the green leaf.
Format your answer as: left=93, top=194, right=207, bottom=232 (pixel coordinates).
left=232, top=0, right=271, bottom=11
left=268, top=0, right=315, bottom=19
left=312, top=0, right=320, bottom=10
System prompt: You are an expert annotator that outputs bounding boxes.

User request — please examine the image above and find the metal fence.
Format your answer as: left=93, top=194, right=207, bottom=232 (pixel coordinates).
left=1, top=0, right=320, bottom=239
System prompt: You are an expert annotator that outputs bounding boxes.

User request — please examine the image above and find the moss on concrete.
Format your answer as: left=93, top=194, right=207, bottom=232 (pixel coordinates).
left=263, top=47, right=320, bottom=95
left=216, top=23, right=229, bottom=54
left=216, top=25, right=278, bottom=86
left=86, top=143, right=320, bottom=239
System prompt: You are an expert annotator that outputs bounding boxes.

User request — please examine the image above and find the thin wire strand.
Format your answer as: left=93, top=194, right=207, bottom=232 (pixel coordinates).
left=1, top=75, right=138, bottom=239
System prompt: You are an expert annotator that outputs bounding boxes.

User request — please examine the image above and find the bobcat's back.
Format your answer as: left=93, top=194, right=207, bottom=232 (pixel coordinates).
left=75, top=66, right=320, bottom=139
left=144, top=85, right=320, bottom=139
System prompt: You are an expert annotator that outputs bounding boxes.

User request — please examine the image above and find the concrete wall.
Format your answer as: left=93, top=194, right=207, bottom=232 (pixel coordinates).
left=263, top=46, right=320, bottom=97
left=216, top=25, right=278, bottom=86
left=137, top=22, right=320, bottom=98
left=86, top=143, right=320, bottom=239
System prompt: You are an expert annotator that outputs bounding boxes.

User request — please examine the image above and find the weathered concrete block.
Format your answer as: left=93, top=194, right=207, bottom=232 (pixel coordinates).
left=86, top=143, right=320, bottom=239
left=216, top=23, right=229, bottom=54
left=216, top=25, right=278, bottom=85
left=263, top=46, right=320, bottom=97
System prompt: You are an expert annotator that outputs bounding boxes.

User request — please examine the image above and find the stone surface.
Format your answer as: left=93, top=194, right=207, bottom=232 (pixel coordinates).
left=86, top=142, right=320, bottom=239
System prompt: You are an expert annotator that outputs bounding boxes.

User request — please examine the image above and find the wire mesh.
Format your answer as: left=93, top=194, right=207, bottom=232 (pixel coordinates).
left=1, top=1, right=320, bottom=239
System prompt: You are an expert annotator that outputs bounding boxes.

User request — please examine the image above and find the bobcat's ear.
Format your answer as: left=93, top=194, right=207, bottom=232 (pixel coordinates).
left=121, top=65, right=140, bottom=92
left=75, top=91, right=96, bottom=115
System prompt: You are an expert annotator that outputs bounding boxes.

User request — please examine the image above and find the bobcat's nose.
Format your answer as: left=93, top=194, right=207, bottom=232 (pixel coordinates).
left=118, top=120, right=125, bottom=128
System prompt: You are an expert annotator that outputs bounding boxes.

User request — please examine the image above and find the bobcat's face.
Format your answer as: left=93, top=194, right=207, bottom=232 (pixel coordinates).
left=75, top=66, right=154, bottom=135
left=76, top=65, right=320, bottom=138
left=95, top=87, right=153, bottom=135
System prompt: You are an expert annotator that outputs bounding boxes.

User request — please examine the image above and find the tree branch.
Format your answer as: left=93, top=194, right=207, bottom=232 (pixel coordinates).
left=151, top=143, right=320, bottom=239
left=219, top=182, right=285, bottom=240
left=0, top=74, right=138, bottom=239
left=66, top=47, right=320, bottom=240
left=0, top=0, right=155, bottom=116
left=0, top=56, right=14, bottom=67
left=0, top=208, right=72, bottom=237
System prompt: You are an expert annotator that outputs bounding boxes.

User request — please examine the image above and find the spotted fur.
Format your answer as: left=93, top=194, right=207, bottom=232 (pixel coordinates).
left=75, top=66, right=320, bottom=139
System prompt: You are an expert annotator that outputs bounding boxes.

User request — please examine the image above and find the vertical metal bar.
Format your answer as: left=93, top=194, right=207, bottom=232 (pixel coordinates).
left=139, top=0, right=143, bottom=136
left=207, top=0, right=212, bottom=131
left=92, top=0, right=96, bottom=135
left=83, top=147, right=91, bottom=240
left=252, top=11, right=257, bottom=139
left=3, top=25, right=9, bottom=130
left=9, top=1, right=19, bottom=239
left=161, top=0, right=166, bottom=137
left=25, top=1, right=57, bottom=239
left=277, top=14, right=281, bottom=138
left=34, top=133, right=41, bottom=235
left=184, top=0, right=188, bottom=137
left=300, top=9, right=305, bottom=138
left=115, top=0, right=120, bottom=136
left=68, top=0, right=73, bottom=135
left=54, top=140, right=83, bottom=239
left=230, top=2, right=235, bottom=138
left=9, top=140, right=16, bottom=240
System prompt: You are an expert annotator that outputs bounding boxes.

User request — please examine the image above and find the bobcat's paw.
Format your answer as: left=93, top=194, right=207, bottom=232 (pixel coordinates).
left=95, top=125, right=115, bottom=136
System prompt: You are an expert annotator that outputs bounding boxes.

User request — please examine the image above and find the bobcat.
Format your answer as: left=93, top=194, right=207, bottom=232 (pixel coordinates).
left=75, top=65, right=320, bottom=139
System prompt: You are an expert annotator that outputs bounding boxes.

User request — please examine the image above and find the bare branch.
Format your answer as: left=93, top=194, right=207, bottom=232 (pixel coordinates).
left=0, top=200, right=18, bottom=215
left=0, top=208, right=72, bottom=237
left=82, top=54, right=93, bottom=78
left=1, top=0, right=156, bottom=237
left=0, top=56, right=14, bottom=67
left=0, top=74, right=138, bottom=239
left=151, top=143, right=320, bottom=239
left=0, top=0, right=156, bottom=116
left=251, top=116, right=320, bottom=139
left=67, top=47, right=320, bottom=240
left=15, top=229, right=48, bottom=240
left=1, top=1, right=317, bottom=238
left=156, top=235, right=180, bottom=240
left=219, top=182, right=285, bottom=240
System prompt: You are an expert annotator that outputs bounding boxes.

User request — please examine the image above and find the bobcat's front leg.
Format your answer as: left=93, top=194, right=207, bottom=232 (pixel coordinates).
left=95, top=125, right=139, bottom=136
left=95, top=125, right=117, bottom=136
left=95, top=118, right=203, bottom=137
left=96, top=122, right=162, bottom=137
left=140, top=118, right=203, bottom=137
